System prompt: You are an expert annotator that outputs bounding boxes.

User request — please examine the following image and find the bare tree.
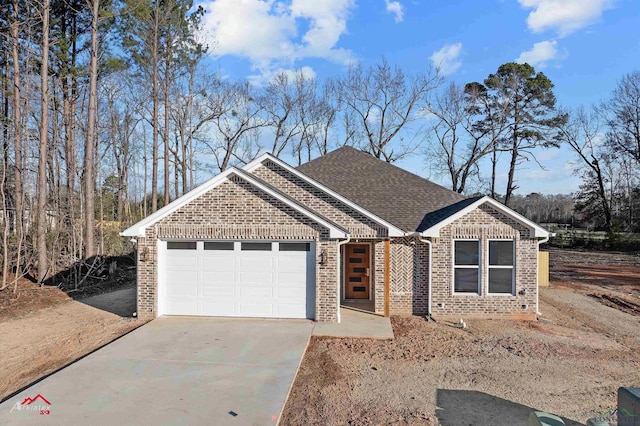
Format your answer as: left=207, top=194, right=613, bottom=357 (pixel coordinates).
left=339, top=58, right=440, bottom=162
left=558, top=107, right=612, bottom=231
left=601, top=70, right=640, bottom=164
left=263, top=72, right=302, bottom=158
left=426, top=82, right=503, bottom=193
left=11, top=0, right=24, bottom=270
left=36, top=0, right=51, bottom=282
left=82, top=0, right=101, bottom=258
left=204, top=81, right=266, bottom=171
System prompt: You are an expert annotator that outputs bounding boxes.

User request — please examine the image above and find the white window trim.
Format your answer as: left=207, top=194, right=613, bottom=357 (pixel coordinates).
left=452, top=239, right=481, bottom=296
left=486, top=239, right=516, bottom=296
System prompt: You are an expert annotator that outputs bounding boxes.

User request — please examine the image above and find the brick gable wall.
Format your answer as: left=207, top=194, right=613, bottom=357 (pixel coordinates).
left=252, top=161, right=387, bottom=238
left=429, top=204, right=538, bottom=319
left=135, top=176, right=339, bottom=322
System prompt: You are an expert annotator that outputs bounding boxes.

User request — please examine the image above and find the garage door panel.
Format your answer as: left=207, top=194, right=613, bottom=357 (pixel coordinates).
left=200, top=301, right=235, bottom=315
left=277, top=304, right=306, bottom=318
left=238, top=256, right=273, bottom=271
left=277, top=272, right=307, bottom=285
left=200, top=256, right=235, bottom=271
left=201, top=286, right=235, bottom=297
left=161, top=240, right=315, bottom=319
left=164, top=299, right=198, bottom=314
left=165, top=270, right=198, bottom=284
left=202, top=270, right=235, bottom=284
left=239, top=287, right=273, bottom=298
left=165, top=256, right=198, bottom=268
left=239, top=303, right=273, bottom=316
left=277, top=255, right=307, bottom=271
left=239, top=271, right=273, bottom=285
left=277, top=287, right=306, bottom=299
left=166, top=285, right=198, bottom=297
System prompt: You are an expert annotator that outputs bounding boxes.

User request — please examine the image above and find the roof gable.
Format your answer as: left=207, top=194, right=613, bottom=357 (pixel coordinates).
left=297, top=146, right=466, bottom=232
left=121, top=167, right=348, bottom=238
left=244, top=152, right=406, bottom=236
left=420, top=196, right=551, bottom=238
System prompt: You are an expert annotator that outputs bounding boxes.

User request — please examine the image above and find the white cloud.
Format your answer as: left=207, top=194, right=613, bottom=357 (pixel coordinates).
left=249, top=65, right=317, bottom=86
left=429, top=42, right=462, bottom=76
left=519, top=0, right=613, bottom=37
left=516, top=40, right=563, bottom=68
left=384, top=0, right=404, bottom=23
left=199, top=0, right=354, bottom=79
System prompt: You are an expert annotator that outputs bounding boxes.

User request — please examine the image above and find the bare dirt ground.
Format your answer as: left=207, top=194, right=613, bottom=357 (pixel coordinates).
left=281, top=249, right=640, bottom=425
left=0, top=277, right=141, bottom=401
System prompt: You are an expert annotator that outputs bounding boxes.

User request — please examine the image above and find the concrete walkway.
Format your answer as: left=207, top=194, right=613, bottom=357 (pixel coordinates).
left=312, top=307, right=394, bottom=339
left=0, top=317, right=312, bottom=426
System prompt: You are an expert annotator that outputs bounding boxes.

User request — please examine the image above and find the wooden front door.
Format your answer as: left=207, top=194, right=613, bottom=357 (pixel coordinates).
left=345, top=244, right=370, bottom=299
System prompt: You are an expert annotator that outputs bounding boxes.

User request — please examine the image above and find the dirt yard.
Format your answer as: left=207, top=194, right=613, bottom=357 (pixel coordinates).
left=0, top=278, right=141, bottom=401
left=281, top=249, right=640, bottom=425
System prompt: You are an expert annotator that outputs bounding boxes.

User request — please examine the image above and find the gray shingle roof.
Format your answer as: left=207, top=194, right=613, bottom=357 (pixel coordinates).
left=297, top=146, right=468, bottom=232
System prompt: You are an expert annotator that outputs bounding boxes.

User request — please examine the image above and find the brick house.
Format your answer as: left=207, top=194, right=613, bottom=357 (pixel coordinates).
left=122, top=147, right=551, bottom=323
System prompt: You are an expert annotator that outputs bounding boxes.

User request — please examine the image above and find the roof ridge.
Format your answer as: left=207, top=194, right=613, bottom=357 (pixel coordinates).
left=300, top=146, right=464, bottom=199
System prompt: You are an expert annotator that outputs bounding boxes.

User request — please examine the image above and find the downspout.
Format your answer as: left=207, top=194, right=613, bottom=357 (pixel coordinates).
left=336, top=235, right=351, bottom=323
left=418, top=236, right=434, bottom=320
left=536, top=235, right=551, bottom=316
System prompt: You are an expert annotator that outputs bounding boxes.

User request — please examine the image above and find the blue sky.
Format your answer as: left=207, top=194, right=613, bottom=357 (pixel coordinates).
left=196, top=0, right=639, bottom=195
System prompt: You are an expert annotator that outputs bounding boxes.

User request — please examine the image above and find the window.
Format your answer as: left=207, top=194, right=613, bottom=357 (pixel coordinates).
left=279, top=242, right=310, bottom=252
left=488, top=240, right=514, bottom=294
left=167, top=241, right=197, bottom=250
left=453, top=240, right=480, bottom=294
left=204, top=241, right=234, bottom=251
left=241, top=242, right=272, bottom=251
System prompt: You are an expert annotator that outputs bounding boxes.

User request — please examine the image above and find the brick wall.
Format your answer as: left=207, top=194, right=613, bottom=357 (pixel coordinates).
left=135, top=175, right=339, bottom=322
left=429, top=203, right=538, bottom=320
left=388, top=237, right=430, bottom=315
left=253, top=161, right=387, bottom=238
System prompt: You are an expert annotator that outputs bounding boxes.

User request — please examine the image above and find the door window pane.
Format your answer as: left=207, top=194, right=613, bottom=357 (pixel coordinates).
left=204, top=241, right=234, bottom=251
left=241, top=242, right=272, bottom=251
left=167, top=241, right=197, bottom=250
left=279, top=243, right=310, bottom=252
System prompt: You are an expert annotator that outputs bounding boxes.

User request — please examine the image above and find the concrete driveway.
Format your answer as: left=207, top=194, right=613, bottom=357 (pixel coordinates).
left=0, top=317, right=312, bottom=426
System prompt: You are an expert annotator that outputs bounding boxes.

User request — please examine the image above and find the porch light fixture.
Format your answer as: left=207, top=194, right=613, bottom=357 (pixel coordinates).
left=319, top=249, right=328, bottom=265
left=140, top=246, right=150, bottom=262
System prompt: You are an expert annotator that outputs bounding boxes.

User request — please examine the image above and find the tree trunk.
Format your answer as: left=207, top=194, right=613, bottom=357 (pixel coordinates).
left=504, top=127, right=519, bottom=207
left=83, top=0, right=99, bottom=258
left=11, top=0, right=23, bottom=242
left=151, top=9, right=160, bottom=213
left=163, top=35, right=171, bottom=206
left=37, top=0, right=51, bottom=283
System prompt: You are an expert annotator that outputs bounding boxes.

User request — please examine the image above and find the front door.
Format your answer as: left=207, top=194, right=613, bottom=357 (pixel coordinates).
left=345, top=244, right=370, bottom=299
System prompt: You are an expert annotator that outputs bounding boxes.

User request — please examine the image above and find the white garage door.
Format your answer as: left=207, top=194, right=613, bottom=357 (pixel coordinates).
left=159, top=240, right=316, bottom=319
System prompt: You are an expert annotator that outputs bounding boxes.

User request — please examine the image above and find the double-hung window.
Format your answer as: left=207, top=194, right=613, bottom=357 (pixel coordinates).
left=453, top=240, right=480, bottom=294
left=488, top=240, right=515, bottom=294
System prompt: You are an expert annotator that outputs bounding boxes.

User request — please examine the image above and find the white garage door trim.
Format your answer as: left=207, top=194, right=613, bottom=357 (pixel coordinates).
left=158, top=240, right=316, bottom=319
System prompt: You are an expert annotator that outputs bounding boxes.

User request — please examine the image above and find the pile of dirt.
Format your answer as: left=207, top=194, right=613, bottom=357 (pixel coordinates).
left=0, top=276, right=71, bottom=322
left=44, top=253, right=136, bottom=299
